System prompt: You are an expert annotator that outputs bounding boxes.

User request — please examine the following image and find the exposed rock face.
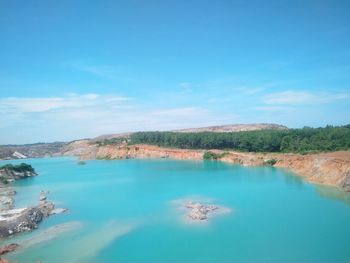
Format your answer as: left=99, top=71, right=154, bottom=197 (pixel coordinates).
left=62, top=140, right=98, bottom=158
left=70, top=144, right=204, bottom=161
left=340, top=172, right=350, bottom=191
left=0, top=200, right=55, bottom=238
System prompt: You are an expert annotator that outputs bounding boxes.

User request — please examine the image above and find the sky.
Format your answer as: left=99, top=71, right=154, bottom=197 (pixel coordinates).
left=1, top=0, right=350, bottom=144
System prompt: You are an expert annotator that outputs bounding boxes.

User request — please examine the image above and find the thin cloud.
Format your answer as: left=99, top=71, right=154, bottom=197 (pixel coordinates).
left=237, top=82, right=278, bottom=95
left=0, top=94, right=229, bottom=143
left=0, top=94, right=130, bottom=113
left=264, top=90, right=349, bottom=105
left=63, top=61, right=123, bottom=79
left=152, top=107, right=208, bottom=117
left=253, top=106, right=291, bottom=111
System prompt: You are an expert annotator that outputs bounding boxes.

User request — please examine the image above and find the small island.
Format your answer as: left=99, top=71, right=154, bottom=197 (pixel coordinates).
left=0, top=163, right=37, bottom=184
left=186, top=201, right=223, bottom=221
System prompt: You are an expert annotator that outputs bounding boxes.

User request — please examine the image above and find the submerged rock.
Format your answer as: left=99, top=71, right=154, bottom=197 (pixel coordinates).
left=39, top=190, right=50, bottom=202
left=0, top=243, right=19, bottom=255
left=50, top=208, right=68, bottom=215
left=185, top=201, right=228, bottom=221
left=0, top=187, right=16, bottom=212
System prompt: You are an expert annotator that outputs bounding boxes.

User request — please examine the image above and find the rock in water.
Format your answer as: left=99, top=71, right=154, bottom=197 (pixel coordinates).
left=186, top=202, right=219, bottom=220
left=0, top=257, right=14, bottom=263
left=0, top=207, right=43, bottom=237
left=50, top=208, right=68, bottom=215
left=0, top=243, right=19, bottom=255
left=0, top=200, right=55, bottom=238
left=185, top=201, right=227, bottom=221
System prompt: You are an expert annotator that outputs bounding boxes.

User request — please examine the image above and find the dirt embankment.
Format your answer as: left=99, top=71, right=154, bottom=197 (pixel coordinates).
left=63, top=142, right=350, bottom=191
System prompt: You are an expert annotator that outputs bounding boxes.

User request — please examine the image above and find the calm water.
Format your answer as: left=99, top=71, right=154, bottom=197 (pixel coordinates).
left=1, top=157, right=350, bottom=263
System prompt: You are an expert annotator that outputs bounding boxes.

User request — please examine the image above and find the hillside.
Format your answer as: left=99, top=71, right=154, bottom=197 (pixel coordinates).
left=176, top=123, right=288, bottom=133
left=88, top=123, right=287, bottom=144
left=129, top=125, right=350, bottom=154
left=0, top=142, right=66, bottom=160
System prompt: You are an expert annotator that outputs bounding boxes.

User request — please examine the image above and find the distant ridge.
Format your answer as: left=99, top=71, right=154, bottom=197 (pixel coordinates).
left=175, top=123, right=288, bottom=133
left=0, top=123, right=288, bottom=159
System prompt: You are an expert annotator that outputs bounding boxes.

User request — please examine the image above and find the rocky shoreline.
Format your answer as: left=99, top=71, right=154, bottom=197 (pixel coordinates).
left=0, top=192, right=67, bottom=239
left=0, top=165, right=67, bottom=261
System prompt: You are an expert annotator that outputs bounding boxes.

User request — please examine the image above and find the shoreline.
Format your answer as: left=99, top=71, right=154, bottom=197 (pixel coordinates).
left=62, top=142, right=350, bottom=192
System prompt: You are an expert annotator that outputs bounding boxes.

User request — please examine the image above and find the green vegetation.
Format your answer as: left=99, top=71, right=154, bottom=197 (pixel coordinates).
left=203, top=151, right=218, bottom=160
left=0, top=163, right=36, bottom=184
left=95, top=137, right=128, bottom=146
left=0, top=163, right=36, bottom=173
left=263, top=159, right=277, bottom=166
left=203, top=151, right=229, bottom=160
left=129, top=125, right=350, bottom=153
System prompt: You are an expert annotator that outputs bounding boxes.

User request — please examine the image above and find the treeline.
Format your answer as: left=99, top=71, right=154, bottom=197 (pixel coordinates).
left=129, top=125, right=350, bottom=153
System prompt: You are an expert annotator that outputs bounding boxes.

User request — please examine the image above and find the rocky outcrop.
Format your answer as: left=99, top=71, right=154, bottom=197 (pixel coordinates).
left=0, top=163, right=37, bottom=212
left=186, top=202, right=221, bottom=221
left=0, top=200, right=55, bottom=238
left=0, top=163, right=37, bottom=184
left=340, top=172, right=350, bottom=191
left=0, top=164, right=37, bottom=212
left=0, top=163, right=67, bottom=239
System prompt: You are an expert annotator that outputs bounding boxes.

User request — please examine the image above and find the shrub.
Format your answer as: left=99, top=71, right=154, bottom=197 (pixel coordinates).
left=264, top=159, right=277, bottom=166
left=203, top=151, right=219, bottom=160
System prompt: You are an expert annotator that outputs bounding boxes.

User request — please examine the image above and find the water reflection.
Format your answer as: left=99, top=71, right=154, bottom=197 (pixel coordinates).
left=315, top=185, right=350, bottom=205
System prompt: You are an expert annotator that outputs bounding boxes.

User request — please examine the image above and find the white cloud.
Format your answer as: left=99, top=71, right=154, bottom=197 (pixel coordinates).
left=0, top=94, right=129, bottom=113
left=63, top=60, right=124, bottom=79
left=237, top=82, right=277, bottom=95
left=264, top=90, right=349, bottom=105
left=0, top=94, right=230, bottom=144
left=253, top=106, right=291, bottom=111
left=152, top=107, right=208, bottom=117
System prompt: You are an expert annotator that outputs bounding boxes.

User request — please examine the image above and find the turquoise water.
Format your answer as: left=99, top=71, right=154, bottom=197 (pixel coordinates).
left=1, top=157, right=350, bottom=262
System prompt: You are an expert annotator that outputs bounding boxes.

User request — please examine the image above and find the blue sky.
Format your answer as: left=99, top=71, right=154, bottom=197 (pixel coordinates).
left=1, top=0, right=350, bottom=144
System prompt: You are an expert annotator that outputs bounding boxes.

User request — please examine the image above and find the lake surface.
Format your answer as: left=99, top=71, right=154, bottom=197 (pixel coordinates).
left=1, top=157, right=350, bottom=262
